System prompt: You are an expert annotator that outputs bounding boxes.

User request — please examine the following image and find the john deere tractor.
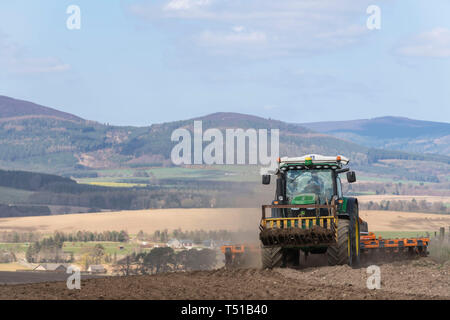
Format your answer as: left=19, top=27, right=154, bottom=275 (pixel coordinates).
left=260, top=154, right=368, bottom=268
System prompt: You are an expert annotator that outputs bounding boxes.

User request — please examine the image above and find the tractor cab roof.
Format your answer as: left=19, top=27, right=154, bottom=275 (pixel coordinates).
left=280, top=154, right=349, bottom=166
left=277, top=154, right=350, bottom=173
left=261, top=154, right=350, bottom=176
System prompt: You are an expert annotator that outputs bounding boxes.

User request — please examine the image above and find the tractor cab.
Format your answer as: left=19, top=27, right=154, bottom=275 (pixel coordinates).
left=263, top=154, right=356, bottom=218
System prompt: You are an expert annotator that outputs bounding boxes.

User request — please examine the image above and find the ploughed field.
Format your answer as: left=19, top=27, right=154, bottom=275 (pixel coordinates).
left=0, top=207, right=448, bottom=300
left=0, top=208, right=449, bottom=234
left=0, top=259, right=448, bottom=300
left=0, top=271, right=104, bottom=285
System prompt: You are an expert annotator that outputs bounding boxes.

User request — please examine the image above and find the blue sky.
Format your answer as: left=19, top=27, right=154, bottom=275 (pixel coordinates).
left=0, top=0, right=449, bottom=125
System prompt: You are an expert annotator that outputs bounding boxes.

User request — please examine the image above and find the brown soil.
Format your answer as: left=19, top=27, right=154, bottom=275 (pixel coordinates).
left=0, top=258, right=448, bottom=300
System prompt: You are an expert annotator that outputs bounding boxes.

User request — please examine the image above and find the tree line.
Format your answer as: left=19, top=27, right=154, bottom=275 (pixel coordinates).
left=25, top=231, right=129, bottom=263
left=345, top=181, right=449, bottom=197
left=115, top=247, right=216, bottom=276
left=52, top=230, right=130, bottom=243
left=0, top=168, right=75, bottom=191
left=1, top=230, right=129, bottom=244
left=28, top=188, right=215, bottom=210
left=0, top=231, right=42, bottom=243
left=0, top=204, right=51, bottom=218
left=367, top=148, right=450, bottom=165
left=360, top=199, right=449, bottom=214
left=26, top=237, right=66, bottom=263
left=137, top=228, right=255, bottom=244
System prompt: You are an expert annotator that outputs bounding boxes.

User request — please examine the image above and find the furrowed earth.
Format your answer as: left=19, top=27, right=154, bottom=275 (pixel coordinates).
left=0, top=259, right=448, bottom=300
left=0, top=208, right=449, bottom=300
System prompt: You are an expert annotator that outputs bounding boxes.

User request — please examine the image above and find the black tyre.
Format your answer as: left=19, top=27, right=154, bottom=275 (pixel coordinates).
left=352, top=206, right=361, bottom=267
left=261, top=246, right=283, bottom=269
left=224, top=250, right=233, bottom=268
left=283, top=248, right=300, bottom=267
left=327, top=219, right=351, bottom=266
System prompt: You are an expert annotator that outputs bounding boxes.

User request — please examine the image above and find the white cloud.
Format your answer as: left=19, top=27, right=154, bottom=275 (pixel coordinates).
left=11, top=58, right=71, bottom=74
left=397, top=27, right=450, bottom=58
left=316, top=25, right=367, bottom=41
left=164, top=0, right=211, bottom=11
left=127, top=0, right=375, bottom=57
left=0, top=32, right=70, bottom=74
left=232, top=26, right=245, bottom=33
left=198, top=29, right=267, bottom=47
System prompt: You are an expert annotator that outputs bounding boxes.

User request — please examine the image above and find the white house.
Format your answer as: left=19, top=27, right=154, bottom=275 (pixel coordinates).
left=180, top=239, right=194, bottom=250
left=167, top=239, right=182, bottom=249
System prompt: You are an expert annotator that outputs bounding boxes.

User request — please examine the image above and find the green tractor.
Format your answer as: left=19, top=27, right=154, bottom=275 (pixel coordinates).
left=260, top=154, right=368, bottom=268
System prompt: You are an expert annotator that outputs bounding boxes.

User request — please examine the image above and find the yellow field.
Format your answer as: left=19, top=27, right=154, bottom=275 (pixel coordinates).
left=0, top=208, right=449, bottom=234
left=358, top=210, right=450, bottom=231
left=0, top=208, right=260, bottom=234
left=84, top=182, right=148, bottom=188
left=0, top=263, right=31, bottom=272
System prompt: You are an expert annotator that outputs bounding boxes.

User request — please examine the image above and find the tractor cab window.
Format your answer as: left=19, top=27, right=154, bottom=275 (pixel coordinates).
left=336, top=176, right=343, bottom=198
left=286, top=169, right=333, bottom=204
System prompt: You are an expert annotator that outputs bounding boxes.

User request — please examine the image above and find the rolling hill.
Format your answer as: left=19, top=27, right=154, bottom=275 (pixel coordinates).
left=0, top=96, right=370, bottom=173
left=301, top=116, right=450, bottom=156
left=0, top=96, right=83, bottom=122
left=0, top=95, right=449, bottom=176
left=119, top=112, right=368, bottom=167
left=0, top=96, right=135, bottom=172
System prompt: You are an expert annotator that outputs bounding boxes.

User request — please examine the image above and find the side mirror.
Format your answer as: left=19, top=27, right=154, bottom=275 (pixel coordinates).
left=262, top=175, right=271, bottom=185
left=347, top=171, right=356, bottom=183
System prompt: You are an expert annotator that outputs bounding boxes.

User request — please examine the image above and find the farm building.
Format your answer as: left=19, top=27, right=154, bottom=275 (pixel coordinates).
left=167, top=239, right=194, bottom=249
left=88, top=265, right=106, bottom=274
left=140, top=241, right=153, bottom=249
left=33, top=263, right=69, bottom=272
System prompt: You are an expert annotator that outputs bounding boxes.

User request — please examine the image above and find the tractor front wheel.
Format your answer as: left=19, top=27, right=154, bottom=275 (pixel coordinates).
left=327, top=219, right=351, bottom=266
left=261, top=246, right=283, bottom=269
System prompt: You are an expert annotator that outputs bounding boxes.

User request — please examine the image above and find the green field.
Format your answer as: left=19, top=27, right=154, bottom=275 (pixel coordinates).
left=77, top=165, right=262, bottom=186
left=0, top=243, right=29, bottom=253
left=0, top=241, right=145, bottom=256
left=75, top=162, right=447, bottom=188
left=61, top=241, right=141, bottom=255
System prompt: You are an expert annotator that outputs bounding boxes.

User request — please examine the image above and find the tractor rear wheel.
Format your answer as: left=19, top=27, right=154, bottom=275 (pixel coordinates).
left=261, top=246, right=283, bottom=269
left=327, top=219, right=351, bottom=266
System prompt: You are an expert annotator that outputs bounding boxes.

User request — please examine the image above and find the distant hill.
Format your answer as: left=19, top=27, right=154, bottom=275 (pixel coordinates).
left=119, top=112, right=368, bottom=166
left=301, top=116, right=450, bottom=156
left=0, top=96, right=134, bottom=172
left=0, top=97, right=368, bottom=172
left=0, top=95, right=448, bottom=174
left=194, top=112, right=301, bottom=130
left=0, top=96, right=84, bottom=122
